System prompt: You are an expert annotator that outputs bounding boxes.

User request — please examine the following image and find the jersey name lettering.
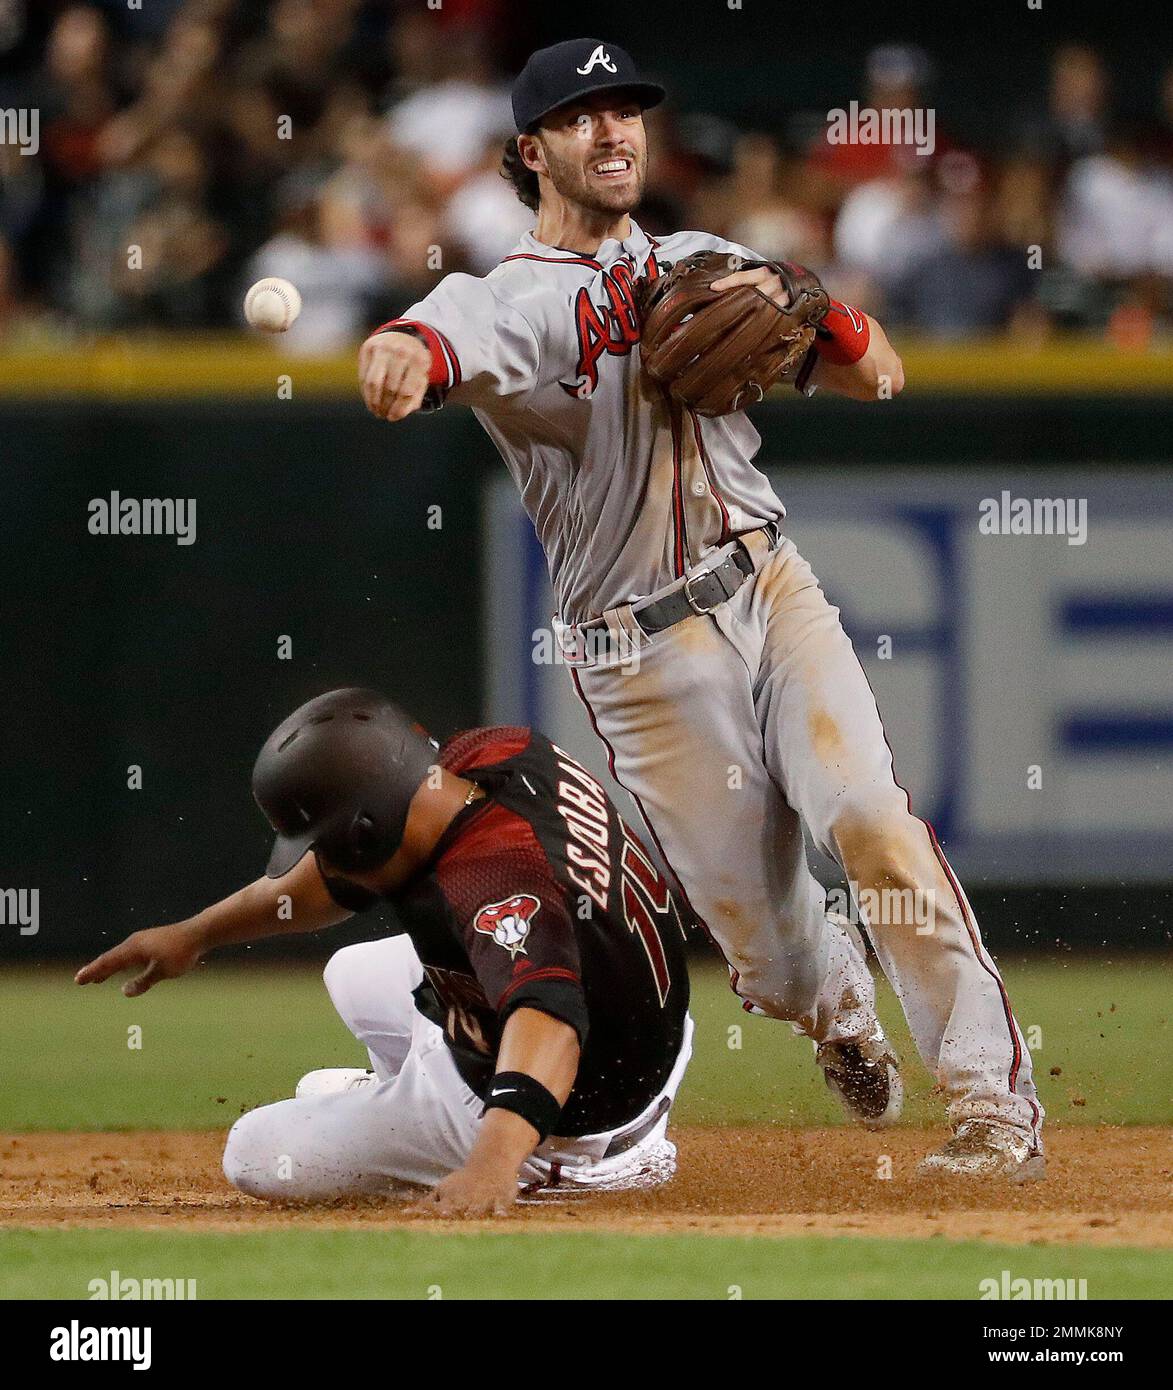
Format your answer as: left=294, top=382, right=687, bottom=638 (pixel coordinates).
left=553, top=746, right=611, bottom=910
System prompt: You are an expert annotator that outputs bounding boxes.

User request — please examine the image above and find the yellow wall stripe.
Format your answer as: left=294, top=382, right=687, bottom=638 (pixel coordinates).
left=0, top=337, right=1170, bottom=398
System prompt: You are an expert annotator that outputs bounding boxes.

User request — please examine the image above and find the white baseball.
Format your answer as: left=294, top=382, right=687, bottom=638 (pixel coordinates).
left=244, top=277, right=302, bottom=333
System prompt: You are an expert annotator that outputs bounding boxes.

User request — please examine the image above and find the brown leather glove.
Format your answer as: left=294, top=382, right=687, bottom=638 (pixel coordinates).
left=636, top=251, right=830, bottom=416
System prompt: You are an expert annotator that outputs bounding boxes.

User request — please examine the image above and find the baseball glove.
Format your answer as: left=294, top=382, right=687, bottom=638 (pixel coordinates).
left=636, top=252, right=830, bottom=416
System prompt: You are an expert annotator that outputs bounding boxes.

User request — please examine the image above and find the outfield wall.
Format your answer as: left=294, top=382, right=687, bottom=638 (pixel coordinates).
left=0, top=346, right=1168, bottom=955
left=485, top=468, right=1172, bottom=888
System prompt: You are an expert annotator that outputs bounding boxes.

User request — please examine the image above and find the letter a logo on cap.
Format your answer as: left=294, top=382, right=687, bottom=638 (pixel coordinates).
left=576, top=44, right=618, bottom=76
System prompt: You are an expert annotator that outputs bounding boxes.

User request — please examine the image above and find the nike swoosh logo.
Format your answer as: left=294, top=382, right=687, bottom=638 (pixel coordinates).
left=490, top=1088, right=517, bottom=1097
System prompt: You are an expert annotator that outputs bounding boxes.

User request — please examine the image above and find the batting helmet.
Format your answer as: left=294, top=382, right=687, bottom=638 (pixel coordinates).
left=252, top=688, right=437, bottom=879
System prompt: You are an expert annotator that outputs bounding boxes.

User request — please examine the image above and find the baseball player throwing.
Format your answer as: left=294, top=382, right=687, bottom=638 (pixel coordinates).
left=357, top=39, right=1043, bottom=1178
left=77, top=689, right=694, bottom=1215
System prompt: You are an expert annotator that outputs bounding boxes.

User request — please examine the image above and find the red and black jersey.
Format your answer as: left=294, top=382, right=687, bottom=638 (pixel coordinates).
left=321, top=727, right=692, bottom=1136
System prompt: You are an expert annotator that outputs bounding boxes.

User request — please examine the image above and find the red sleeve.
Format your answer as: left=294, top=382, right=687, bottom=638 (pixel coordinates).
left=372, top=318, right=462, bottom=390
left=466, top=887, right=587, bottom=1042
left=434, top=804, right=589, bottom=1044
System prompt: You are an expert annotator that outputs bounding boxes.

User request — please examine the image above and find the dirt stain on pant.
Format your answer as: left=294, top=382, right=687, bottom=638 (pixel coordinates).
left=831, top=812, right=939, bottom=932
left=807, top=705, right=845, bottom=767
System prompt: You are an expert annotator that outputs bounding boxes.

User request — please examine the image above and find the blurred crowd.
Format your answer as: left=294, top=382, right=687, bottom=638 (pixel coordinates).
left=1, top=0, right=1171, bottom=351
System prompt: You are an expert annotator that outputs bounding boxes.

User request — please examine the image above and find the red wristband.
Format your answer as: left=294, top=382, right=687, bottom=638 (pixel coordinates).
left=815, top=300, right=870, bottom=366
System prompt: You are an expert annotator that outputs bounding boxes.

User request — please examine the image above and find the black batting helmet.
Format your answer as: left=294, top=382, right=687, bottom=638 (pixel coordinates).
left=252, top=688, right=437, bottom=878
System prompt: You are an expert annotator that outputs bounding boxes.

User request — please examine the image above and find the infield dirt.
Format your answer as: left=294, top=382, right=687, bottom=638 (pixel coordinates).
left=3, top=1125, right=1169, bottom=1247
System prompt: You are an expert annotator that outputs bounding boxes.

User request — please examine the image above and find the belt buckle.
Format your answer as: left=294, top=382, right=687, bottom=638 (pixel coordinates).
left=682, top=570, right=720, bottom=616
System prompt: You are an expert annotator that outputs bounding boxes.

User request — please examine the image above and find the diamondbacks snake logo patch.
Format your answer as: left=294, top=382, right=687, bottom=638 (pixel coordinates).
left=473, top=894, right=541, bottom=958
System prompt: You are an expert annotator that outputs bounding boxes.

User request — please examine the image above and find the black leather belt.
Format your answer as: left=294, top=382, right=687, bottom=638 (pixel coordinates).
left=633, top=522, right=779, bottom=636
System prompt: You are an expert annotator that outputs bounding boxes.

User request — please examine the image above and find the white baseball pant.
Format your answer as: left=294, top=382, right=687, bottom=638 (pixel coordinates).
left=565, top=534, right=1042, bottom=1145
left=222, top=936, right=693, bottom=1200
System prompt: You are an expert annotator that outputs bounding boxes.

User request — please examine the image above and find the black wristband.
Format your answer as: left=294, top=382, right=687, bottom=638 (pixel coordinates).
left=482, top=1071, right=563, bottom=1143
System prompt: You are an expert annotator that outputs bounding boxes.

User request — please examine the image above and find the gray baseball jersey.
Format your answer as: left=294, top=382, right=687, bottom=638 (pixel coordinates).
left=385, top=217, right=1043, bottom=1151
left=393, top=220, right=786, bottom=625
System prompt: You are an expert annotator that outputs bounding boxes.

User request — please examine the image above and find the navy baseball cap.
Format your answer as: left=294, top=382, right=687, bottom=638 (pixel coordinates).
left=512, top=38, right=665, bottom=134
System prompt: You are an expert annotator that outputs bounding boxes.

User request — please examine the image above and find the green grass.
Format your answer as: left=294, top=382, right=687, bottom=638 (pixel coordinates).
left=683, top=953, right=1171, bottom=1129
left=0, top=955, right=1167, bottom=1131
left=2, top=955, right=1168, bottom=1302
left=2, top=1228, right=1167, bottom=1300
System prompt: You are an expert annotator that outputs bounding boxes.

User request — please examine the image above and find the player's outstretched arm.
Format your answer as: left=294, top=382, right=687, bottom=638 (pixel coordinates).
left=418, top=1006, right=581, bottom=1218
left=358, top=329, right=432, bottom=422
left=75, top=851, right=352, bottom=997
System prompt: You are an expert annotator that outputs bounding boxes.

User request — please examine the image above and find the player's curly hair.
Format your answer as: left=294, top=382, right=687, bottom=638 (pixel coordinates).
left=501, top=135, right=540, bottom=211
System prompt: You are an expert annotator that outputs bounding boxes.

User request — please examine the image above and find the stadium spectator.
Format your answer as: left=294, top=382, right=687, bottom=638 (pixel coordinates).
left=807, top=43, right=953, bottom=204
left=101, top=123, right=229, bottom=327
left=833, top=166, right=943, bottom=295
left=887, top=180, right=1036, bottom=338
left=444, top=135, right=534, bottom=276
left=693, top=132, right=828, bottom=270
left=38, top=5, right=117, bottom=187
left=0, top=5, right=1166, bottom=341
left=382, top=17, right=513, bottom=195
left=1059, top=125, right=1173, bottom=282
left=246, top=170, right=387, bottom=355
left=1017, top=43, right=1112, bottom=166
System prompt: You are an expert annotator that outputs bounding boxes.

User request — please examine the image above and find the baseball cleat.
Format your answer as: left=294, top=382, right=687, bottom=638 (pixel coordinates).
left=295, top=1068, right=377, bottom=1099
left=917, top=1120, right=1046, bottom=1182
left=815, top=1029, right=903, bottom=1128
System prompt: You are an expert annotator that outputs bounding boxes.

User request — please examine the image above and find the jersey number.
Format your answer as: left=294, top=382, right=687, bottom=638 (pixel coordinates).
left=620, top=829, right=675, bottom=1007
